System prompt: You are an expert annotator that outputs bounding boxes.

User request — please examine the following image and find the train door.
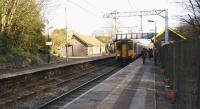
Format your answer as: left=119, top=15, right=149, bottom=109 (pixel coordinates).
left=128, top=41, right=134, bottom=58
left=116, top=42, right=120, bottom=57
left=121, top=43, right=127, bottom=58
left=134, top=43, right=137, bottom=55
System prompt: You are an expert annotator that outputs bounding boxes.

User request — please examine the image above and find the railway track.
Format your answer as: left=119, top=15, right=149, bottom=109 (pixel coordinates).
left=37, top=65, right=122, bottom=109
left=0, top=58, right=122, bottom=109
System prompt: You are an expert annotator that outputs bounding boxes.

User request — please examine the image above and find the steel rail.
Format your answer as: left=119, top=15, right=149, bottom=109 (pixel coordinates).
left=36, top=65, right=121, bottom=109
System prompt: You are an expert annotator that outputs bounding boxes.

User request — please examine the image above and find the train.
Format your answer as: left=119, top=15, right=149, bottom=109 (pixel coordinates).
left=114, top=39, right=144, bottom=65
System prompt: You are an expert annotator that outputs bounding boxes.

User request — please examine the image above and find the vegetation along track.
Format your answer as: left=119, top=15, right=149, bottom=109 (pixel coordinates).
left=0, top=57, right=122, bottom=109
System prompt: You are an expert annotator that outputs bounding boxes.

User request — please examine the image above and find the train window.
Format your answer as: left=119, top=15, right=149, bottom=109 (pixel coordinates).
left=134, top=44, right=137, bottom=51
left=116, top=43, right=121, bottom=50
left=128, top=43, right=133, bottom=49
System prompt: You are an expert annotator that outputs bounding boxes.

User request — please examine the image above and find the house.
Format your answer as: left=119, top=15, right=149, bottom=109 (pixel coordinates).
left=95, top=36, right=112, bottom=53
left=96, top=36, right=112, bottom=44
left=63, top=34, right=105, bottom=57
left=151, top=28, right=187, bottom=46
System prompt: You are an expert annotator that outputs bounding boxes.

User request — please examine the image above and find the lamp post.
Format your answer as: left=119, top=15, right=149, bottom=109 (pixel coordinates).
left=147, top=20, right=157, bottom=42
left=148, top=20, right=157, bottom=64
left=47, top=26, right=53, bottom=64
left=65, top=7, right=69, bottom=62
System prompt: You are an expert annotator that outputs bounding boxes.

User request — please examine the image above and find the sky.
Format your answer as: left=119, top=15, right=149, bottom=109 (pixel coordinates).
left=43, top=0, right=187, bottom=35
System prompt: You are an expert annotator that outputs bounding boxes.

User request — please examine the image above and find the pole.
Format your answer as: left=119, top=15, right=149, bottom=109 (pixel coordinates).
left=155, top=22, right=156, bottom=40
left=114, top=11, right=118, bottom=40
left=65, top=8, right=68, bottom=62
left=154, top=21, right=156, bottom=45
left=154, top=21, right=157, bottom=65
left=140, top=11, right=143, bottom=33
left=165, top=9, right=169, bottom=44
left=46, top=26, right=53, bottom=64
left=48, top=30, right=50, bottom=64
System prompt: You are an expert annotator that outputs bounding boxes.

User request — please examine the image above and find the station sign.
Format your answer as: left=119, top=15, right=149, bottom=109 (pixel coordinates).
left=46, top=42, right=52, bottom=45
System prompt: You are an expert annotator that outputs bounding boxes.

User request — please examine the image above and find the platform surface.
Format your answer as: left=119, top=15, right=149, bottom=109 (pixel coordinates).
left=0, top=55, right=113, bottom=80
left=62, top=58, right=157, bottom=109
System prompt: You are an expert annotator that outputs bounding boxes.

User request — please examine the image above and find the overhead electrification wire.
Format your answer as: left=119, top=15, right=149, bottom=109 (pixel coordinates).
left=68, top=0, right=99, bottom=17
left=80, top=0, right=113, bottom=25
left=43, top=0, right=62, bottom=9
left=82, top=0, right=104, bottom=15
left=44, top=0, right=113, bottom=30
left=43, top=0, right=64, bottom=15
left=128, top=0, right=134, bottom=10
left=66, top=0, right=112, bottom=25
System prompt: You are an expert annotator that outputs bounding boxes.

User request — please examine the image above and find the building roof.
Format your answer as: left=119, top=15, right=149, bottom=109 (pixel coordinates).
left=151, top=28, right=187, bottom=41
left=95, top=36, right=112, bottom=44
left=73, top=34, right=105, bottom=47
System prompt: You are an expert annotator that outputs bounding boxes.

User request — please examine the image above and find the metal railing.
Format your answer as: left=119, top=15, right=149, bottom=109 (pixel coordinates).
left=114, top=33, right=154, bottom=41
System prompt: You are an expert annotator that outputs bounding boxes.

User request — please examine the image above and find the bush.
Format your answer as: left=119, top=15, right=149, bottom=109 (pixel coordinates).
left=0, top=55, right=6, bottom=62
left=6, top=51, right=25, bottom=63
left=0, top=49, right=45, bottom=68
left=0, top=33, right=9, bottom=54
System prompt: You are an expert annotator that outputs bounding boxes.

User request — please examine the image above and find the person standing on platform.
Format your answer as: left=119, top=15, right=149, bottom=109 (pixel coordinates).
left=148, top=48, right=153, bottom=59
left=141, top=48, right=147, bottom=64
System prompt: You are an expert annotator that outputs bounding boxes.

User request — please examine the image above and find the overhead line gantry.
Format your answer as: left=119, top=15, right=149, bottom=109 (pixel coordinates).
left=103, top=9, right=169, bottom=44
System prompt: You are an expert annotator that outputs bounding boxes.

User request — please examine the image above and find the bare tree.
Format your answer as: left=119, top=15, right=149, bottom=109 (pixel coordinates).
left=181, top=0, right=200, bottom=36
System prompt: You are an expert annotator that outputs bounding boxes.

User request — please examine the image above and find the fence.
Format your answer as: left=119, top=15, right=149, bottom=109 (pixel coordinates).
left=159, top=37, right=200, bottom=109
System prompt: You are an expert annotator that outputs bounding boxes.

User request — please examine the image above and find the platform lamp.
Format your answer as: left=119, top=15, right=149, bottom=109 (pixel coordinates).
left=147, top=20, right=157, bottom=42
left=47, top=26, right=53, bottom=64
left=148, top=20, right=157, bottom=64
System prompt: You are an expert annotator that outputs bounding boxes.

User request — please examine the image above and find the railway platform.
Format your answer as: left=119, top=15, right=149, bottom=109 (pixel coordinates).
left=0, top=55, right=113, bottom=79
left=0, top=55, right=118, bottom=109
left=61, top=58, right=173, bottom=109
